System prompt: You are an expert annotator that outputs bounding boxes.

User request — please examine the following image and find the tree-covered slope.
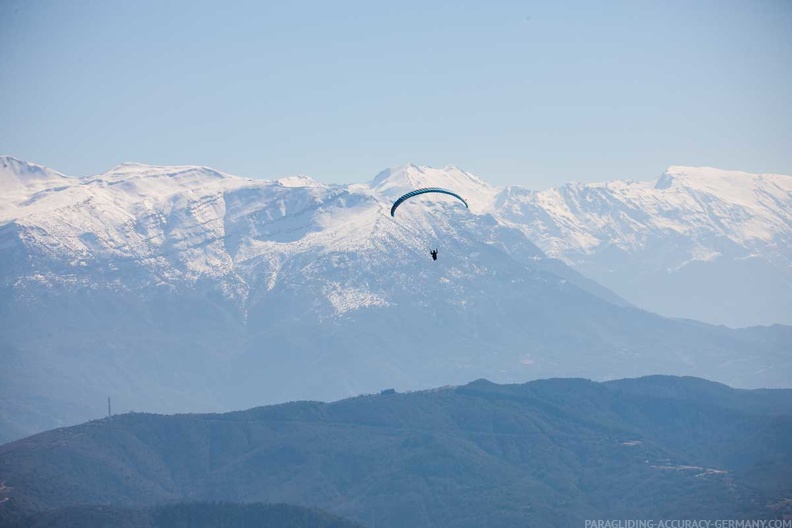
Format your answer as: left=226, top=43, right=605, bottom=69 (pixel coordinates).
left=7, top=502, right=364, bottom=528
left=1, top=376, right=790, bottom=527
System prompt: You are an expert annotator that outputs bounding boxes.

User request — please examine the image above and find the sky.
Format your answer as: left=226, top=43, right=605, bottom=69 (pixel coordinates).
left=1, top=0, right=790, bottom=189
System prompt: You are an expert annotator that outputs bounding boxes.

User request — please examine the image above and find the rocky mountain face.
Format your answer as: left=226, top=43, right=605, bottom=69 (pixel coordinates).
left=492, top=166, right=792, bottom=327
left=1, top=157, right=790, bottom=442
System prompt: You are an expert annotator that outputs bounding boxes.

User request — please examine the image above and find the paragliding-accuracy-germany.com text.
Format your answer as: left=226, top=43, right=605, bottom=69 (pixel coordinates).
left=584, top=521, right=792, bottom=528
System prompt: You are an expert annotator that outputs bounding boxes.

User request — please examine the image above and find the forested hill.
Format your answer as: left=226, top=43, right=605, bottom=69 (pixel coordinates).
left=1, top=375, right=792, bottom=528
left=5, top=503, right=365, bottom=528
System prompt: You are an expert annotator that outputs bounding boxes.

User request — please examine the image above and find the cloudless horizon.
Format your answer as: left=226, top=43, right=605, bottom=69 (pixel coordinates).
left=1, top=0, right=790, bottom=189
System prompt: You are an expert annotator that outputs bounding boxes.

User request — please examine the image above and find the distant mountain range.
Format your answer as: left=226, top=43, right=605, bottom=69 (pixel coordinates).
left=1, top=376, right=791, bottom=527
left=1, top=156, right=790, bottom=443
left=494, top=165, right=792, bottom=327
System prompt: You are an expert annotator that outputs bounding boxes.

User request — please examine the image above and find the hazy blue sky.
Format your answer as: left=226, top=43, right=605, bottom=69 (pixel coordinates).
left=1, top=0, right=790, bottom=188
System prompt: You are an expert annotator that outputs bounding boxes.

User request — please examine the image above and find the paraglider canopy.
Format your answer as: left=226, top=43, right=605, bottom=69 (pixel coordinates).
left=390, top=187, right=469, bottom=217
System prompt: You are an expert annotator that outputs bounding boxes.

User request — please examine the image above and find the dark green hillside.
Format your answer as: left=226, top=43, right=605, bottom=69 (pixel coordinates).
left=8, top=502, right=364, bottom=528
left=1, top=376, right=791, bottom=528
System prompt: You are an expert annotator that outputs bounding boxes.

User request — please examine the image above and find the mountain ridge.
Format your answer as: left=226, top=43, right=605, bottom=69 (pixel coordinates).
left=491, top=164, right=792, bottom=326
left=1, top=157, right=790, bottom=444
left=1, top=375, right=790, bottom=527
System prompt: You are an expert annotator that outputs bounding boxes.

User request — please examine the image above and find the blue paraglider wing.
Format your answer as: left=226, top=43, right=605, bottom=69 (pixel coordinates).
left=390, top=187, right=469, bottom=217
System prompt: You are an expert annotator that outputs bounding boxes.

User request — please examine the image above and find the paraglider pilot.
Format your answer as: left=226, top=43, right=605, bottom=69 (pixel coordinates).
left=430, top=248, right=438, bottom=261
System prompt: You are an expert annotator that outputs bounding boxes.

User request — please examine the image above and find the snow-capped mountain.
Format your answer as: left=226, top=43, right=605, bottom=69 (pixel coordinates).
left=1, top=157, right=789, bottom=443
left=492, top=166, right=792, bottom=327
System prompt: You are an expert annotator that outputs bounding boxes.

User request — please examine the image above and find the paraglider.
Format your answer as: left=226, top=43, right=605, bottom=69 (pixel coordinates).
left=390, top=187, right=469, bottom=217
left=390, top=188, right=468, bottom=261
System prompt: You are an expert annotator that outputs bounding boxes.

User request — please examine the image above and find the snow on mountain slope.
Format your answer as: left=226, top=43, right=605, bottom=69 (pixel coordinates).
left=495, top=166, right=791, bottom=260
left=0, top=157, right=74, bottom=217
left=492, top=166, right=792, bottom=326
left=1, top=156, right=790, bottom=444
left=0, top=158, right=509, bottom=309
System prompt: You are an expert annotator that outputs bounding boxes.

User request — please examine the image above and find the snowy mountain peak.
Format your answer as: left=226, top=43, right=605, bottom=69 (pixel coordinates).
left=2, top=158, right=790, bottom=329
left=499, top=165, right=792, bottom=254
left=99, top=162, right=236, bottom=183
left=657, top=165, right=791, bottom=186
left=653, top=172, right=675, bottom=190
left=0, top=156, right=70, bottom=186
left=664, top=165, right=751, bottom=179
left=369, top=164, right=497, bottom=212
left=650, top=166, right=792, bottom=212
left=277, top=174, right=325, bottom=188
left=491, top=165, right=792, bottom=326
left=652, top=166, right=730, bottom=189
left=0, top=156, right=74, bottom=216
